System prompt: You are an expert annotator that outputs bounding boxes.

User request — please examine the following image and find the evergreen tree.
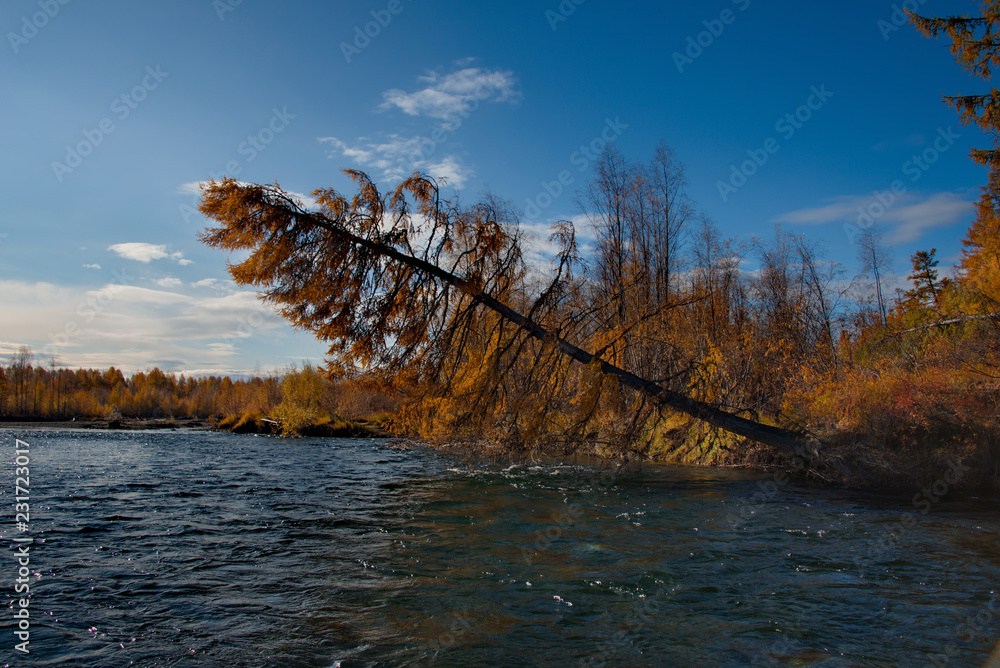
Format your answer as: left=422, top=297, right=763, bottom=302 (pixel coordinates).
left=910, top=1, right=1000, bottom=169
left=961, top=167, right=1000, bottom=307
left=904, top=248, right=943, bottom=309
left=911, top=2, right=1000, bottom=311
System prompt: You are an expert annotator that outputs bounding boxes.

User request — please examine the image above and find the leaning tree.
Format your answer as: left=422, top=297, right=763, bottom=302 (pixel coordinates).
left=198, top=172, right=816, bottom=457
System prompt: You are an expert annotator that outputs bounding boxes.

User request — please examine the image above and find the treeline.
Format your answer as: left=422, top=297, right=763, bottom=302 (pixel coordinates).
left=0, top=351, right=395, bottom=434
left=0, top=350, right=250, bottom=419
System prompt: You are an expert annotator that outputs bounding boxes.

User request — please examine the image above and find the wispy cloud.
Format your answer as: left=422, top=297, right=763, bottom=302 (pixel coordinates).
left=177, top=182, right=204, bottom=196
left=775, top=191, right=975, bottom=245
left=380, top=66, right=519, bottom=121
left=321, top=63, right=520, bottom=189
left=0, top=279, right=287, bottom=374
left=108, top=242, right=170, bottom=263
left=320, top=134, right=425, bottom=180
left=774, top=196, right=863, bottom=225
left=178, top=181, right=318, bottom=211
left=320, top=135, right=473, bottom=187
left=886, top=193, right=975, bottom=244
left=154, top=277, right=183, bottom=288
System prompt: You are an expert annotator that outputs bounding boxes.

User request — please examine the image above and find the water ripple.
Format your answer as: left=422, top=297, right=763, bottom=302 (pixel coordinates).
left=1, top=429, right=998, bottom=667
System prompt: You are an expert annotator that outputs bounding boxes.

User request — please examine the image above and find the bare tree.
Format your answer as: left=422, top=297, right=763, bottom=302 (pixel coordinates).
left=585, top=142, right=696, bottom=381
left=586, top=145, right=634, bottom=329
left=795, top=237, right=848, bottom=368
left=856, top=225, right=892, bottom=325
left=647, top=140, right=693, bottom=305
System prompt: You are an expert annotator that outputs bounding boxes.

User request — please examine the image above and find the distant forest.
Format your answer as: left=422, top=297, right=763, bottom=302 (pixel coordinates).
left=0, top=348, right=394, bottom=434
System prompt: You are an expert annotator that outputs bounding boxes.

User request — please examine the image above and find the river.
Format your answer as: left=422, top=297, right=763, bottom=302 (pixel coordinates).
left=2, top=429, right=998, bottom=666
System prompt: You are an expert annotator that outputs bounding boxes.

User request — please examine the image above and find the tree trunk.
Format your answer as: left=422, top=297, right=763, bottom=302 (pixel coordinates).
left=298, top=209, right=818, bottom=457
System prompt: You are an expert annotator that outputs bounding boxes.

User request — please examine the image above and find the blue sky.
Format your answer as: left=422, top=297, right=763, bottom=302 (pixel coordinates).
left=0, top=0, right=988, bottom=375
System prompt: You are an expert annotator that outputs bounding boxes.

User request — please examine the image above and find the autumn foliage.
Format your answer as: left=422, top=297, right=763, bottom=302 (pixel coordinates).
left=0, top=352, right=395, bottom=436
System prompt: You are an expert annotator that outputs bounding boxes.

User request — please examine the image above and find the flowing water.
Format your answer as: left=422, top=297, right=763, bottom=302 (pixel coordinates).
left=2, top=429, right=999, bottom=667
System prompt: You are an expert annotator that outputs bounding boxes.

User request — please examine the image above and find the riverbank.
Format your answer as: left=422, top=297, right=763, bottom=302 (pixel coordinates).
left=0, top=415, right=388, bottom=437
left=215, top=413, right=389, bottom=438
left=653, top=426, right=1000, bottom=494
left=403, top=423, right=1000, bottom=494
left=0, top=417, right=215, bottom=430
left=3, top=415, right=994, bottom=493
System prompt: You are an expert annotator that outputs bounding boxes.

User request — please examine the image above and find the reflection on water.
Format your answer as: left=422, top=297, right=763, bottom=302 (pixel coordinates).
left=2, top=429, right=998, bottom=666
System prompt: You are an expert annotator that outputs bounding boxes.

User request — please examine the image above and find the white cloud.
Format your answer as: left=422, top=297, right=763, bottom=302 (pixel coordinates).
left=0, top=279, right=306, bottom=375
left=885, top=193, right=976, bottom=244
left=319, top=64, right=519, bottom=190
left=321, top=135, right=472, bottom=187
left=154, top=277, right=183, bottom=288
left=109, top=285, right=190, bottom=304
left=320, top=135, right=419, bottom=179
left=775, top=191, right=975, bottom=245
left=178, top=181, right=318, bottom=211
left=83, top=263, right=102, bottom=270
left=108, top=242, right=171, bottom=263
left=424, top=156, right=472, bottom=187
left=774, top=196, right=862, bottom=225
left=108, top=242, right=193, bottom=266
left=380, top=66, right=519, bottom=120
left=178, top=181, right=205, bottom=196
